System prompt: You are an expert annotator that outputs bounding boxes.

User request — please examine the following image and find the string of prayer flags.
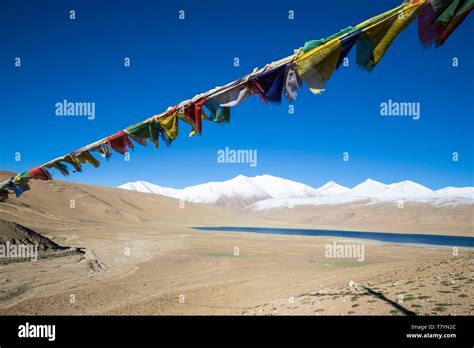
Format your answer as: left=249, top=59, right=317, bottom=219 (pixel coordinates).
left=2, top=0, right=471, bottom=201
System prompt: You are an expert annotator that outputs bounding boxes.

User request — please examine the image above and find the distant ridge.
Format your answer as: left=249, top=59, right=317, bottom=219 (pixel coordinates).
left=119, top=175, right=473, bottom=210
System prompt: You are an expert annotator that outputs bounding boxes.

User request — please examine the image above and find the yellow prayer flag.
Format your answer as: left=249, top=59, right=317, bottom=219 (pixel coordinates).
left=295, top=38, right=342, bottom=94
left=359, top=1, right=425, bottom=69
left=63, top=155, right=82, bottom=172
left=156, top=112, right=179, bottom=141
left=76, top=151, right=100, bottom=168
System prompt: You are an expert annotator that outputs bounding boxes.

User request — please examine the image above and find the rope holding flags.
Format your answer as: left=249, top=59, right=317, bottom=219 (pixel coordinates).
left=1, top=0, right=471, bottom=201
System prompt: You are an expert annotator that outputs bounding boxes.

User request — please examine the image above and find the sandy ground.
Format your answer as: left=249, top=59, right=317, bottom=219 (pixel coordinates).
left=0, top=170, right=472, bottom=315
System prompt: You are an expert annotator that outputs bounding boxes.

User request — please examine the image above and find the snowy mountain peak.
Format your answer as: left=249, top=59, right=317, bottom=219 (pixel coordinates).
left=119, top=176, right=473, bottom=210
left=388, top=180, right=433, bottom=196
left=317, top=181, right=350, bottom=196
left=361, top=178, right=386, bottom=186
left=118, top=181, right=182, bottom=198
left=250, top=175, right=319, bottom=199
left=119, top=175, right=320, bottom=209
left=435, top=187, right=474, bottom=198
left=230, top=174, right=252, bottom=181
left=349, top=179, right=388, bottom=197
left=349, top=179, right=437, bottom=199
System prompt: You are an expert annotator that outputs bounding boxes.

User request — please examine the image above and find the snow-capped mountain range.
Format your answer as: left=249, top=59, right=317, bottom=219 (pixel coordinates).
left=118, top=175, right=473, bottom=210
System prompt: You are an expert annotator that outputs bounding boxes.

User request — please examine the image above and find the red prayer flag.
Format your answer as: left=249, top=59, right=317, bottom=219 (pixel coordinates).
left=107, top=131, right=134, bottom=155
left=29, top=166, right=52, bottom=180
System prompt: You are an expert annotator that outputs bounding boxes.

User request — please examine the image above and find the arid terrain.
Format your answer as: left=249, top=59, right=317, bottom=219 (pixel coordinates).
left=0, top=170, right=472, bottom=315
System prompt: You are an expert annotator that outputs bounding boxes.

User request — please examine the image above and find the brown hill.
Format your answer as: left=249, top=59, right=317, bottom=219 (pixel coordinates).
left=0, top=171, right=472, bottom=315
left=0, top=169, right=472, bottom=235
left=0, top=218, right=64, bottom=251
left=0, top=170, right=241, bottom=229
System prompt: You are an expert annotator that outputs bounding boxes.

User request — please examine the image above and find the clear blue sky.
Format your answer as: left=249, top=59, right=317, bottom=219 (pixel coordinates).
left=0, top=0, right=472, bottom=189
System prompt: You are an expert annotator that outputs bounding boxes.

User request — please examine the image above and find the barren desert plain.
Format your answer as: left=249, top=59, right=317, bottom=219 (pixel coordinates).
left=0, top=170, right=472, bottom=315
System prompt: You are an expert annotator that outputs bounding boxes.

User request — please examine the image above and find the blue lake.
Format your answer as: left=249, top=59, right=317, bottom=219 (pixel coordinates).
left=193, top=226, right=474, bottom=248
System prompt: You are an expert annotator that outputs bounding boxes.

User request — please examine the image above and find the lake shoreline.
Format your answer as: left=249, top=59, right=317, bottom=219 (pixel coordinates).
left=193, top=226, right=474, bottom=248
